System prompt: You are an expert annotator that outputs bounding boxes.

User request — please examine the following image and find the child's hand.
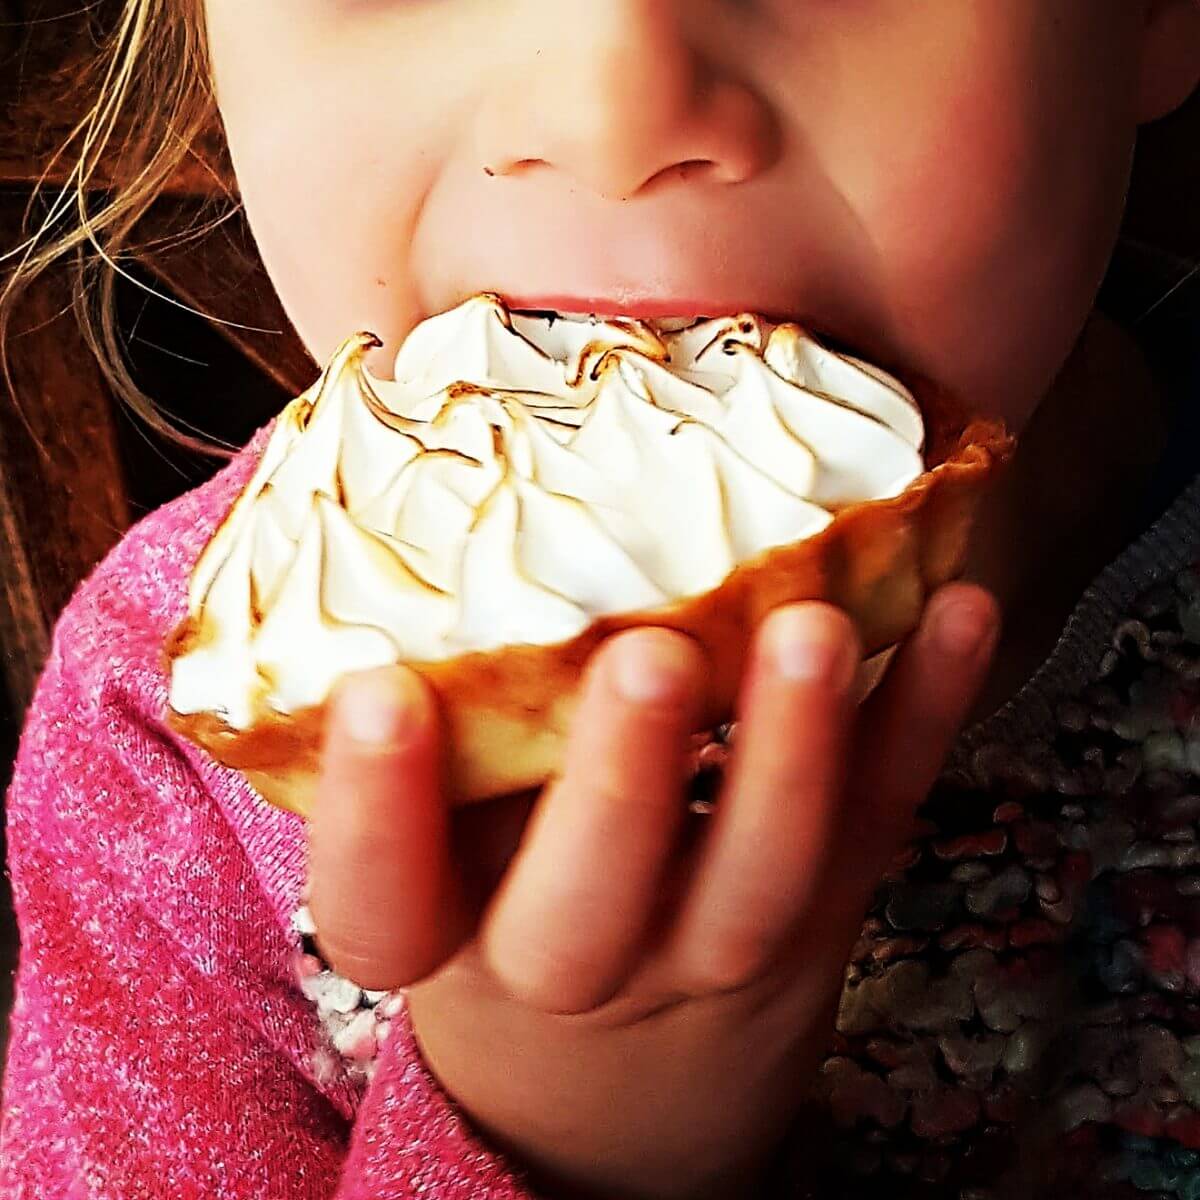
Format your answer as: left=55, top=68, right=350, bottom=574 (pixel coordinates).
left=308, top=584, right=998, bottom=1200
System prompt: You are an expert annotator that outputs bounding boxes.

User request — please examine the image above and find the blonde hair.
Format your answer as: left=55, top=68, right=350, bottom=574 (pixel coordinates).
left=0, top=0, right=240, bottom=460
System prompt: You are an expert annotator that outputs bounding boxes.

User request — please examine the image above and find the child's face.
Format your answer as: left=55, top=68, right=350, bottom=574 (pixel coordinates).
left=203, top=1, right=1192, bottom=431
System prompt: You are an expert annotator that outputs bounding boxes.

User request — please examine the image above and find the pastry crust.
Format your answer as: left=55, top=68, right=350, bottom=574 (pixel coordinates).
left=163, top=382, right=1013, bottom=816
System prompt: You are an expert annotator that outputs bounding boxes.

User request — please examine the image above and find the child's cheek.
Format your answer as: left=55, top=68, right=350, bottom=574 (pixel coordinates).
left=848, top=77, right=1127, bottom=425
left=868, top=94, right=1038, bottom=332
left=219, top=90, right=445, bottom=369
left=207, top=2, right=480, bottom=366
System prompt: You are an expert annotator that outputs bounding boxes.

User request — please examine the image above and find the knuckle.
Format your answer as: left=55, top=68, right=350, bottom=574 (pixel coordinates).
left=553, top=759, right=660, bottom=825
left=315, top=925, right=438, bottom=992
left=685, top=927, right=774, bottom=994
left=316, top=939, right=403, bottom=992
left=484, top=933, right=617, bottom=1015
left=583, top=773, right=646, bottom=819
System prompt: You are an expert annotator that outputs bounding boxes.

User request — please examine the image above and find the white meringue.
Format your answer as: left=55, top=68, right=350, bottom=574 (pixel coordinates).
left=168, top=294, right=924, bottom=729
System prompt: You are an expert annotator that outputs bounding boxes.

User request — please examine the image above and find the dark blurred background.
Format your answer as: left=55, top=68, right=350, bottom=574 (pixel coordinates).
left=1, top=3, right=1200, bottom=1079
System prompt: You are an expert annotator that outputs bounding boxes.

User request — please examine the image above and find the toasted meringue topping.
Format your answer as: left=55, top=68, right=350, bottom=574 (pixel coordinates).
left=168, top=293, right=924, bottom=728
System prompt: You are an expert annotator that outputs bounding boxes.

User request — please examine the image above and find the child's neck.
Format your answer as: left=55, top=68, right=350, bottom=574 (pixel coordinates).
left=965, top=313, right=1171, bottom=722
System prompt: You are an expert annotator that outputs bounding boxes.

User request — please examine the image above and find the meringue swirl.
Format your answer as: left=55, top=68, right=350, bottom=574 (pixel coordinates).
left=168, top=294, right=924, bottom=728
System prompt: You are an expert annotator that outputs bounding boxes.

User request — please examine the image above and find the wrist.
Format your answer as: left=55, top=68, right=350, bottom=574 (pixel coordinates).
left=413, top=1006, right=785, bottom=1200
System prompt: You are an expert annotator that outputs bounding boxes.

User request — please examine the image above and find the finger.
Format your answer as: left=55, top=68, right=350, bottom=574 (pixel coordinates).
left=665, top=603, right=860, bottom=994
left=482, top=628, right=706, bottom=1013
left=308, top=664, right=470, bottom=991
left=838, top=582, right=1000, bottom=899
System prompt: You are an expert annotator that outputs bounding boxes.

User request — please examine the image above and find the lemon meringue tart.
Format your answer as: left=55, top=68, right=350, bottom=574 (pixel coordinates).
left=163, top=293, right=1013, bottom=815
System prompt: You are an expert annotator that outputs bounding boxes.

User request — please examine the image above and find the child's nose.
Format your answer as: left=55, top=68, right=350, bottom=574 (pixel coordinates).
left=474, top=0, right=778, bottom=201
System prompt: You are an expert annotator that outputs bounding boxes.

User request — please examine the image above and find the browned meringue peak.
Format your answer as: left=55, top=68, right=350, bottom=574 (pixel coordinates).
left=168, top=294, right=924, bottom=730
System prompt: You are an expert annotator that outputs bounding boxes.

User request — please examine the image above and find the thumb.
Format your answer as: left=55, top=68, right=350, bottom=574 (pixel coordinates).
left=307, top=664, right=470, bottom=991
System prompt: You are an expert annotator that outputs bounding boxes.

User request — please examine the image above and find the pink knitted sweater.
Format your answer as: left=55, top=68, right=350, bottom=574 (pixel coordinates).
left=0, top=421, right=536, bottom=1198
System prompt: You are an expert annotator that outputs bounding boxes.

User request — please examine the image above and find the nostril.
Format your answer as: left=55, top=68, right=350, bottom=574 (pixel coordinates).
left=484, top=158, right=547, bottom=178
left=638, top=158, right=722, bottom=194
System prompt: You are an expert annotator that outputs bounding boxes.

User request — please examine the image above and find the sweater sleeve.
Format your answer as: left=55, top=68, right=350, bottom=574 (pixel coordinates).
left=0, top=838, right=350, bottom=1197
left=333, top=1014, right=543, bottom=1200
left=0, top=596, right=541, bottom=1198
left=0, top=639, right=347, bottom=1195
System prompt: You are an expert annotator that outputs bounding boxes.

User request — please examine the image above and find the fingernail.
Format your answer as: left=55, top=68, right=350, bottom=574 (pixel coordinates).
left=610, top=631, right=698, bottom=706
left=339, top=668, right=424, bottom=746
left=933, top=598, right=995, bottom=659
left=766, top=606, right=857, bottom=689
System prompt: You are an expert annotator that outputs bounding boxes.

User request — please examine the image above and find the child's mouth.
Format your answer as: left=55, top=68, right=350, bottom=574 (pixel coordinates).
left=499, top=294, right=860, bottom=359
left=525, top=310, right=701, bottom=334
